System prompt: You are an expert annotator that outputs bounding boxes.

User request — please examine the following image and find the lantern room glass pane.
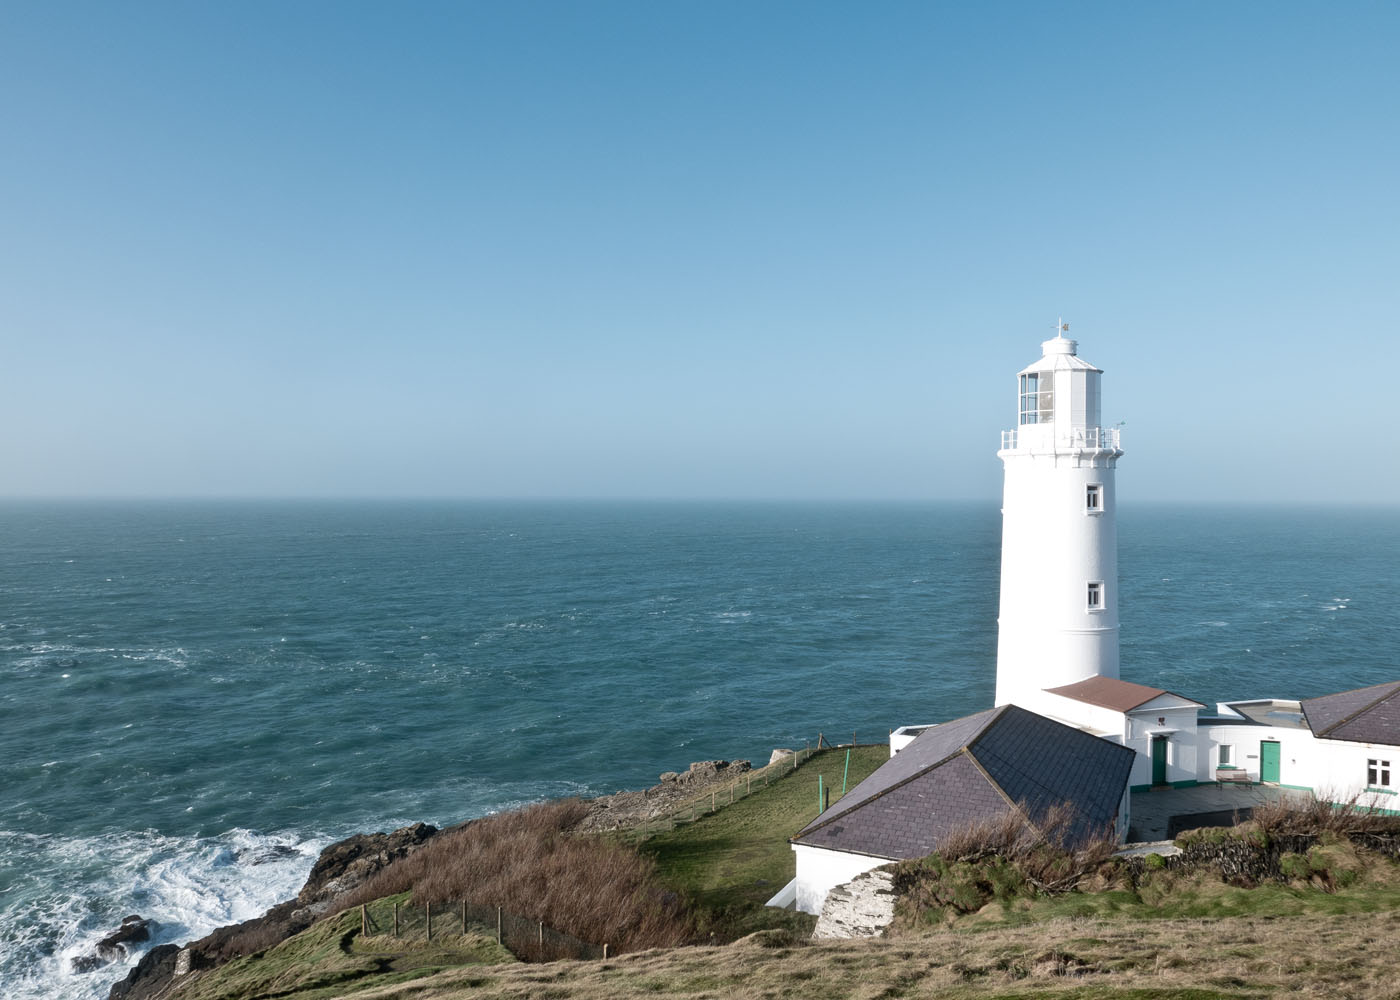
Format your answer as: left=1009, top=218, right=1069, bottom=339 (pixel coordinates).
left=1019, top=373, right=1053, bottom=425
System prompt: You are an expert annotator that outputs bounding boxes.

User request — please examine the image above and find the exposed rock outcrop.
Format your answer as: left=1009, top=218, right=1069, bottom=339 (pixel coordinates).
left=106, top=822, right=437, bottom=1000
left=578, top=760, right=752, bottom=832
left=107, top=945, right=179, bottom=999
left=812, top=868, right=896, bottom=940
left=72, top=915, right=155, bottom=973
left=295, top=821, right=437, bottom=915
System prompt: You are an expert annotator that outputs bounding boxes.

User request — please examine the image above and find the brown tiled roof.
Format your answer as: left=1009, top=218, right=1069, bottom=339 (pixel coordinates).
left=1045, top=676, right=1202, bottom=713
left=1301, top=680, right=1400, bottom=745
left=791, top=705, right=1135, bottom=861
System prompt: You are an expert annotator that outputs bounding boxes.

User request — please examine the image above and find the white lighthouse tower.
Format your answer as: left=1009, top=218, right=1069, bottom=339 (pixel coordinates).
left=995, top=323, right=1123, bottom=709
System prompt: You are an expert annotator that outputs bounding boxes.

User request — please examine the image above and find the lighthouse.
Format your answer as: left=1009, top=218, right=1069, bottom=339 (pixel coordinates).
left=994, top=324, right=1123, bottom=709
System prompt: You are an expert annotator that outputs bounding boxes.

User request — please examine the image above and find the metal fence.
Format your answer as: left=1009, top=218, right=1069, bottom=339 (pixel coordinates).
left=359, top=897, right=604, bottom=963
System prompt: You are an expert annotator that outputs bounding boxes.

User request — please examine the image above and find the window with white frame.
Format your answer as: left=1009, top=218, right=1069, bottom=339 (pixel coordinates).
left=1368, top=758, right=1391, bottom=788
left=1087, top=581, right=1103, bottom=611
left=1019, top=372, right=1053, bottom=425
left=1218, top=744, right=1234, bottom=767
left=1086, top=483, right=1102, bottom=513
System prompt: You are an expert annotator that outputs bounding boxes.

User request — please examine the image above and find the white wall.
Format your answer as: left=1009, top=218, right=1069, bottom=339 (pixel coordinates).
left=996, top=457, right=1119, bottom=706
left=889, top=725, right=933, bottom=757
left=1030, top=691, right=1125, bottom=735
left=1126, top=705, right=1201, bottom=787
left=1195, top=723, right=1399, bottom=810
left=792, top=844, right=892, bottom=916
left=1196, top=723, right=1312, bottom=786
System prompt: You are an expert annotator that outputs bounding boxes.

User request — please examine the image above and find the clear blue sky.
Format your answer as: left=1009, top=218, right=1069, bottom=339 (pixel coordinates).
left=2, top=2, right=1396, bottom=502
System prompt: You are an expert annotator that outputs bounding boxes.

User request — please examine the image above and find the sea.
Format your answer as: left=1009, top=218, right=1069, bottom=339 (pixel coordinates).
left=2, top=500, right=1397, bottom=998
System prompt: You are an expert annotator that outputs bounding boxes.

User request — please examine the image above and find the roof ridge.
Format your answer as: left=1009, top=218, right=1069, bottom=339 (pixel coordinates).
left=964, top=703, right=1013, bottom=755
left=791, top=748, right=968, bottom=842
left=1316, top=680, right=1400, bottom=737
left=962, top=741, right=1032, bottom=830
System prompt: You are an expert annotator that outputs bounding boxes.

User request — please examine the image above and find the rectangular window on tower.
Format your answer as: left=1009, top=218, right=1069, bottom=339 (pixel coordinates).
left=1086, top=483, right=1102, bottom=513
left=1368, top=759, right=1391, bottom=788
left=1087, top=581, right=1103, bottom=611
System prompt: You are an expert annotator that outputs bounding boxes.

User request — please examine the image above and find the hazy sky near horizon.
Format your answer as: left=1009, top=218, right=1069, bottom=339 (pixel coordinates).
left=2, top=2, right=1396, bottom=503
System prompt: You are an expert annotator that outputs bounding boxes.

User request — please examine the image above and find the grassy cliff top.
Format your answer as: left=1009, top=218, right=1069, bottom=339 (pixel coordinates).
left=170, top=747, right=1400, bottom=999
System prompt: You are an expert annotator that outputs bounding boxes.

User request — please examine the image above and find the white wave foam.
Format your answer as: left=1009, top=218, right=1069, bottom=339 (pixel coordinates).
left=0, top=826, right=328, bottom=1000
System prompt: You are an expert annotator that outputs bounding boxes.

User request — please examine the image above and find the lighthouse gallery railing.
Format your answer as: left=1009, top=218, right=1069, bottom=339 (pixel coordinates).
left=999, top=426, right=1121, bottom=451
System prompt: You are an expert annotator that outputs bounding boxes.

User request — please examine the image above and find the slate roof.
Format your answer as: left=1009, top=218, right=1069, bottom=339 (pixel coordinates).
left=1300, top=680, right=1400, bottom=746
left=1045, top=676, right=1203, bottom=713
left=791, top=704, right=1136, bottom=861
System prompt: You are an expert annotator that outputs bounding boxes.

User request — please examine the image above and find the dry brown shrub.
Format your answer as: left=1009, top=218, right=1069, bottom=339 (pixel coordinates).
left=336, top=799, right=690, bottom=952
left=931, top=801, right=1120, bottom=894
left=1250, top=791, right=1400, bottom=839
left=934, top=808, right=1038, bottom=862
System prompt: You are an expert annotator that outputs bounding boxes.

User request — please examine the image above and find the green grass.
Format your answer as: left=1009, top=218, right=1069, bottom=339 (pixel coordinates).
left=177, top=902, right=515, bottom=1000
left=950, top=848, right=1400, bottom=931
left=639, top=744, right=889, bottom=938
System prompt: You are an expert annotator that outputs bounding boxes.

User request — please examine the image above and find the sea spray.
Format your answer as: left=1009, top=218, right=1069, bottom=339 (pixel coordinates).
left=0, top=827, right=327, bottom=1000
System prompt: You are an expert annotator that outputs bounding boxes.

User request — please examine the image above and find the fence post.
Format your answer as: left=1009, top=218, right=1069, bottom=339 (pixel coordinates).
left=462, top=900, right=467, bottom=935
left=603, top=943, right=609, bottom=960
left=729, top=783, right=733, bottom=804
left=426, top=901, right=432, bottom=942
left=361, top=904, right=367, bottom=936
left=393, top=901, right=399, bottom=938
left=497, top=906, right=502, bottom=945
left=711, top=789, right=716, bottom=812
left=539, top=921, right=544, bottom=947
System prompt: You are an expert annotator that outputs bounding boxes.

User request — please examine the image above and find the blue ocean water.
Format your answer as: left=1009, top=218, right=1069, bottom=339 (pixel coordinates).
left=2, top=500, right=1397, bottom=997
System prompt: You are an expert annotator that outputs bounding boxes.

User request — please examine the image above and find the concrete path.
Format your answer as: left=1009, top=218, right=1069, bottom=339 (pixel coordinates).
left=1128, top=783, right=1308, bottom=842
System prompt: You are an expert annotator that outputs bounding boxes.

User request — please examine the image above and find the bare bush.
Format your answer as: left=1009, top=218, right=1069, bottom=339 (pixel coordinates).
left=924, top=801, right=1120, bottom=895
left=933, top=808, right=1040, bottom=862
left=1249, top=790, right=1400, bottom=841
left=336, top=799, right=690, bottom=953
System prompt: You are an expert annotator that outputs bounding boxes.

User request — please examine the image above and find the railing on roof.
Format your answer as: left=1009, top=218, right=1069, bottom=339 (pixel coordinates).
left=1000, top=426, right=1121, bottom=452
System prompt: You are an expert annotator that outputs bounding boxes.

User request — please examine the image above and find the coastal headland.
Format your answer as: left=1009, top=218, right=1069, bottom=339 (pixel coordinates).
left=99, top=744, right=1400, bottom=1000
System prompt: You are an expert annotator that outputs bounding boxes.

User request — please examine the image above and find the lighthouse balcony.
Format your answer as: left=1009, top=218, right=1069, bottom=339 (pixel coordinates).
left=1000, top=426, right=1121, bottom=453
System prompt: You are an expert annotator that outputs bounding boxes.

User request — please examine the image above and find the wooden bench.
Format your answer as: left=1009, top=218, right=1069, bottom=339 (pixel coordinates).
left=1215, top=768, right=1252, bottom=784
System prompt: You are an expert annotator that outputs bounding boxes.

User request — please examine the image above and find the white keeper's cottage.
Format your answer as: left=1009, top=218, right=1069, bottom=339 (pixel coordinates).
left=779, top=322, right=1400, bottom=917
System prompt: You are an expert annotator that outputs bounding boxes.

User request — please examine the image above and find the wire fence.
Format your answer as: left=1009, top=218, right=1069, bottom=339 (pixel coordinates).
left=355, top=733, right=888, bottom=963
left=621, top=732, right=886, bottom=841
left=358, top=897, right=604, bottom=963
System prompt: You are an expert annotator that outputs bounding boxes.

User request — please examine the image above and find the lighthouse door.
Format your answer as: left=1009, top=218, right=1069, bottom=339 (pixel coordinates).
left=1260, top=741, right=1281, bottom=783
left=1150, top=736, right=1168, bottom=786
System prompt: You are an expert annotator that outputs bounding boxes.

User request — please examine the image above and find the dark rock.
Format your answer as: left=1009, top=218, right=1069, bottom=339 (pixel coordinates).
left=72, top=954, right=110, bottom=974
left=107, top=944, right=179, bottom=1000
left=233, top=844, right=300, bottom=865
left=72, top=915, right=154, bottom=973
left=296, top=821, right=438, bottom=908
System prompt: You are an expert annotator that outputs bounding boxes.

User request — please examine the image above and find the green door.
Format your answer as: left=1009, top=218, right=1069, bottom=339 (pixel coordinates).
left=1260, top=741, right=1281, bottom=783
left=1151, top=736, right=1168, bottom=785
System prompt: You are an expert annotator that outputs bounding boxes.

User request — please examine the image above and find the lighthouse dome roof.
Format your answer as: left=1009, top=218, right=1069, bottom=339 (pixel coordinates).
left=1017, top=336, right=1102, bottom=376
